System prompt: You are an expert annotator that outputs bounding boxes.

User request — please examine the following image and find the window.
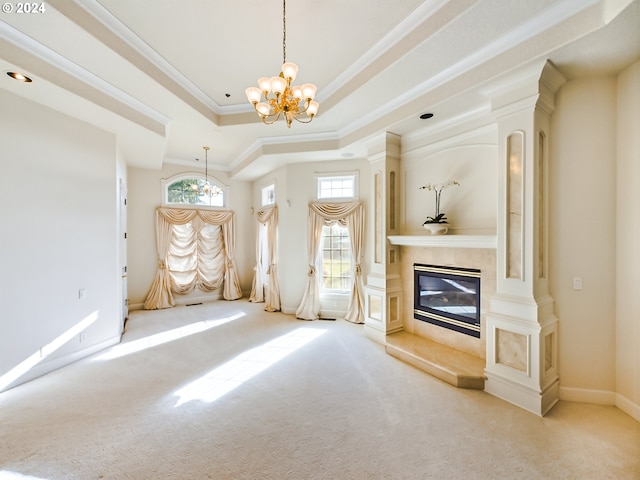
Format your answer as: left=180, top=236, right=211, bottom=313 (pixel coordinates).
left=164, top=174, right=225, bottom=207
left=319, top=223, right=352, bottom=292
left=261, top=184, right=275, bottom=206
left=317, top=174, right=357, bottom=200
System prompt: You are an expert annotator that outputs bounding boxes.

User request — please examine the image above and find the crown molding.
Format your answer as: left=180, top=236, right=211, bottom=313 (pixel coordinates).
left=0, top=21, right=170, bottom=136
left=232, top=130, right=341, bottom=169
left=72, top=0, right=221, bottom=115
left=321, top=0, right=450, bottom=103
left=339, top=0, right=599, bottom=141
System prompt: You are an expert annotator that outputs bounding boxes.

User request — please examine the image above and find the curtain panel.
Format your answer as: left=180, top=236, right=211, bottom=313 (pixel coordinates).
left=295, top=201, right=365, bottom=323
left=249, top=205, right=281, bottom=312
left=144, top=207, right=242, bottom=310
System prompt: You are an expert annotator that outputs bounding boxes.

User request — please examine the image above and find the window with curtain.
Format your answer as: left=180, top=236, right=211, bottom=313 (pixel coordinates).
left=296, top=200, right=365, bottom=323
left=143, top=207, right=242, bottom=310
left=320, top=223, right=352, bottom=292
left=315, top=173, right=357, bottom=296
left=249, top=205, right=281, bottom=312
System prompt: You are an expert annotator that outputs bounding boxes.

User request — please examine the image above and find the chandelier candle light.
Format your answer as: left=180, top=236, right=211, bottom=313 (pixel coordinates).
left=245, top=0, right=319, bottom=128
left=419, top=180, right=460, bottom=234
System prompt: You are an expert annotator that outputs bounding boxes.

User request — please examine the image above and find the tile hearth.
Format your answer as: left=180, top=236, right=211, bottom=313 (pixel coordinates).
left=385, top=331, right=485, bottom=390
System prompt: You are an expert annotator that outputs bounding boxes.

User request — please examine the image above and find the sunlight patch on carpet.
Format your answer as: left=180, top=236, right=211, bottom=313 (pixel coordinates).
left=93, top=311, right=246, bottom=361
left=94, top=311, right=246, bottom=361
left=173, top=327, right=327, bottom=406
left=0, top=311, right=99, bottom=391
left=0, top=470, right=50, bottom=479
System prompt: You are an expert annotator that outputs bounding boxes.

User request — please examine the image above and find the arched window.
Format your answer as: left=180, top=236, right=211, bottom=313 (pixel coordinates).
left=162, top=173, right=227, bottom=208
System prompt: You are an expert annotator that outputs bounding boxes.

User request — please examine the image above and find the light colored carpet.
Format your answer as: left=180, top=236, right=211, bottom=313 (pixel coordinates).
left=0, top=300, right=638, bottom=479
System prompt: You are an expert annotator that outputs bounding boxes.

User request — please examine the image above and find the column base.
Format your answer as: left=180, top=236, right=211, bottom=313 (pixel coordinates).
left=485, top=370, right=559, bottom=416
left=364, top=321, right=387, bottom=345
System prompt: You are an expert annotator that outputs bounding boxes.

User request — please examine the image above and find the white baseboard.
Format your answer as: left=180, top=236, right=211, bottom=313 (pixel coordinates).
left=174, top=293, right=222, bottom=306
left=559, top=386, right=640, bottom=421
left=129, top=293, right=224, bottom=312
left=1, top=335, right=121, bottom=393
left=559, top=386, right=617, bottom=405
left=129, top=291, right=254, bottom=313
left=616, top=393, right=640, bottom=421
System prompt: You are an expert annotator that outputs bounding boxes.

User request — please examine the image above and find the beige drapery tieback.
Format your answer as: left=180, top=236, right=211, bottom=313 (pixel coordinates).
left=158, top=260, right=167, bottom=269
left=354, top=264, right=362, bottom=275
left=307, top=266, right=316, bottom=276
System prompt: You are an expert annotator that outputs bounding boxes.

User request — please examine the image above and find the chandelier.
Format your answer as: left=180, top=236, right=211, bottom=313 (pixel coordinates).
left=192, top=146, right=222, bottom=201
left=245, top=0, right=319, bottom=128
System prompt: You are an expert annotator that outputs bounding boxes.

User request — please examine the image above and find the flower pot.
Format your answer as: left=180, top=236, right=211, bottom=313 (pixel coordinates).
left=423, top=223, right=448, bottom=235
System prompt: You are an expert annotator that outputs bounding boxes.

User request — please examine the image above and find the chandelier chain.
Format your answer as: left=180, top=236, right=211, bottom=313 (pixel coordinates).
left=282, top=0, right=287, bottom=63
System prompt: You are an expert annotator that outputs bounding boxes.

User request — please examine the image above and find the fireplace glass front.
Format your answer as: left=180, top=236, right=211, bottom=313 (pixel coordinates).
left=413, top=264, right=481, bottom=338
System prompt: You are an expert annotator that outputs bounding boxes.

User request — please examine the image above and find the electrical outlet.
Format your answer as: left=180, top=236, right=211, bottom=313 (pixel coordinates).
left=79, top=333, right=87, bottom=343
left=572, top=277, right=583, bottom=290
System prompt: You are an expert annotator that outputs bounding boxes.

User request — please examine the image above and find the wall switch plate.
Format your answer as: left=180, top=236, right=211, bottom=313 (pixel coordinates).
left=573, top=277, right=583, bottom=290
left=79, top=288, right=87, bottom=299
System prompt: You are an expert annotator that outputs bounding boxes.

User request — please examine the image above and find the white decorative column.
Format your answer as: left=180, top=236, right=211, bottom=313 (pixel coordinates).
left=364, top=132, right=403, bottom=344
left=482, top=60, right=566, bottom=415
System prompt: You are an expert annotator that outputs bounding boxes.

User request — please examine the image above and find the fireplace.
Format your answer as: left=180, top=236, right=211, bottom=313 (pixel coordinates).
left=413, top=264, right=481, bottom=338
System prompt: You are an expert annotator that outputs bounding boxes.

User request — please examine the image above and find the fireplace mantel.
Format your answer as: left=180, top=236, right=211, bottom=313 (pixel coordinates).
left=387, top=234, right=497, bottom=249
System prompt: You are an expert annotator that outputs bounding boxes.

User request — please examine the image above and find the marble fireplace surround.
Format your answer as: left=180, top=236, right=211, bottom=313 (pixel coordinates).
left=389, top=236, right=497, bottom=361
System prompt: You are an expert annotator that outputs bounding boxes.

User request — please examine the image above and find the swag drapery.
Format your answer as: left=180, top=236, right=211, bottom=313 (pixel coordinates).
left=295, top=201, right=365, bottom=323
left=143, top=207, right=242, bottom=310
left=249, top=205, right=281, bottom=312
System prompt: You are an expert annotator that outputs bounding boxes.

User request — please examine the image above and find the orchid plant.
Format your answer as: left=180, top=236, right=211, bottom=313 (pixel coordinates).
left=419, top=180, right=460, bottom=224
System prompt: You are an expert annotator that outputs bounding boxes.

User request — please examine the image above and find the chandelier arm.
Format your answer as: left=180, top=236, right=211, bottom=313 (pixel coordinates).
left=250, top=100, right=283, bottom=118
left=261, top=112, right=283, bottom=125
left=295, top=99, right=313, bottom=114
left=292, top=115, right=314, bottom=124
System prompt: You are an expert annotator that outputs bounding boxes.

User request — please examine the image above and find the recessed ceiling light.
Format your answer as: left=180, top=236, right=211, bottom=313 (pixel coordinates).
left=6, top=72, right=32, bottom=82
left=419, top=113, right=433, bottom=119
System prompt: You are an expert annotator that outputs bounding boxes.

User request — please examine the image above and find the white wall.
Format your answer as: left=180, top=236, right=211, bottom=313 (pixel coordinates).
left=126, top=163, right=253, bottom=309
left=253, top=159, right=371, bottom=315
left=616, top=59, right=640, bottom=414
left=549, top=77, right=618, bottom=397
left=0, top=90, right=120, bottom=391
left=401, top=125, right=497, bottom=235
